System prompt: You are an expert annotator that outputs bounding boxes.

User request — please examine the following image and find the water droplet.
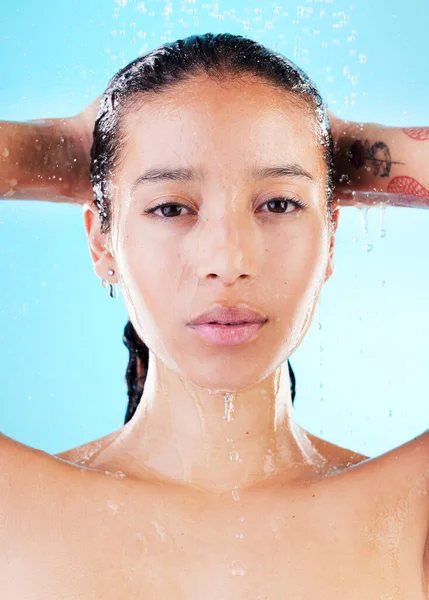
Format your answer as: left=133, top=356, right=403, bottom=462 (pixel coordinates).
left=318, top=322, right=322, bottom=330
left=364, top=244, right=373, bottom=252
left=228, top=559, right=247, bottom=577
left=232, top=483, right=241, bottom=501
left=229, top=452, right=240, bottom=462
left=236, top=531, right=244, bottom=540
left=377, top=228, right=386, bottom=238
left=319, top=383, right=323, bottom=389
left=360, top=207, right=368, bottom=234
left=107, top=501, right=118, bottom=514
left=223, top=394, right=235, bottom=422
left=2, top=148, right=9, bottom=158
left=387, top=409, right=393, bottom=417
left=379, top=280, right=385, bottom=287
left=151, top=520, right=167, bottom=542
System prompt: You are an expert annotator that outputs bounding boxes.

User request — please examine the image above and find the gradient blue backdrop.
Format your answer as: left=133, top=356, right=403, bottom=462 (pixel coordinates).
left=1, top=0, right=428, bottom=456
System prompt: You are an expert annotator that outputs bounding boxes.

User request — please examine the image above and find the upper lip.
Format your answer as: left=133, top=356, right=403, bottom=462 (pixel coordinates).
left=188, top=304, right=268, bottom=326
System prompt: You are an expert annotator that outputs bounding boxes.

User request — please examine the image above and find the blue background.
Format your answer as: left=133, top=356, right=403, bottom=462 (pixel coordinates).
left=1, top=0, right=428, bottom=456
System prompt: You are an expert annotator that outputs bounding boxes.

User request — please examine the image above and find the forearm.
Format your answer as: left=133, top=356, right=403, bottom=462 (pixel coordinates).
left=0, top=118, right=89, bottom=203
left=331, top=118, right=429, bottom=208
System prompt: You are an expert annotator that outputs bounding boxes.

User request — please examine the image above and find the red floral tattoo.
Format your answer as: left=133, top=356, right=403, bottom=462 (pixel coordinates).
left=387, top=176, right=429, bottom=197
left=402, top=128, right=429, bottom=141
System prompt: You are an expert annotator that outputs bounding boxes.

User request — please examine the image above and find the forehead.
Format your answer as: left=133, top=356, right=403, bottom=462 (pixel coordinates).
left=118, top=75, right=326, bottom=180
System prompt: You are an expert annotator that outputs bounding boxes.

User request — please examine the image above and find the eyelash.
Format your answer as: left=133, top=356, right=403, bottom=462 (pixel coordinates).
left=145, top=197, right=307, bottom=219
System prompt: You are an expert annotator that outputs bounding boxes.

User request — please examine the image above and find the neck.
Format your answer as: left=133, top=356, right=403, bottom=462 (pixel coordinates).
left=116, top=353, right=328, bottom=492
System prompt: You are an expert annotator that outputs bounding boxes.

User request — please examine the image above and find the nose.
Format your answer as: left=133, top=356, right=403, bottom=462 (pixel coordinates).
left=194, top=213, right=261, bottom=285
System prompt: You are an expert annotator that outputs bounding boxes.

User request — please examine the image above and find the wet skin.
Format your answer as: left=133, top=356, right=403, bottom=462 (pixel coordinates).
left=2, top=74, right=429, bottom=598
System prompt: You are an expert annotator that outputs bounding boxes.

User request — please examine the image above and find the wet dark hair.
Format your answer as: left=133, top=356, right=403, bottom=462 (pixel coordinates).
left=89, top=33, right=335, bottom=425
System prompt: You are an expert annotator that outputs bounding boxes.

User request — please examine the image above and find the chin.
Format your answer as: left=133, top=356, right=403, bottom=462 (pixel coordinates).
left=180, top=358, right=274, bottom=393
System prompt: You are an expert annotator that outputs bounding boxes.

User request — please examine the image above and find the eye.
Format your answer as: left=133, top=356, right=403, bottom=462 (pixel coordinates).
left=258, top=196, right=307, bottom=214
left=145, top=202, right=193, bottom=218
left=144, top=196, right=307, bottom=219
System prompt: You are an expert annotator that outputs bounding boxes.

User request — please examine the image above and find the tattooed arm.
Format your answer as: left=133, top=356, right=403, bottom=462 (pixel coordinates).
left=329, top=114, right=429, bottom=208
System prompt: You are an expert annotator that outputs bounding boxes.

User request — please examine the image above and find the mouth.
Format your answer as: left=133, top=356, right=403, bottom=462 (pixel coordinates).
left=187, top=303, right=268, bottom=345
left=188, top=320, right=267, bottom=346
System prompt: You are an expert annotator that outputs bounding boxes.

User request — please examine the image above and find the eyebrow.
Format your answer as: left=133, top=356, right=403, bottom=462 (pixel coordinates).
left=131, top=163, right=314, bottom=191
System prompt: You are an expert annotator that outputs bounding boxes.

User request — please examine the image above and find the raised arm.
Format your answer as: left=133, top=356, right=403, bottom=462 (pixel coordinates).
left=330, top=113, right=429, bottom=209
left=0, top=98, right=99, bottom=204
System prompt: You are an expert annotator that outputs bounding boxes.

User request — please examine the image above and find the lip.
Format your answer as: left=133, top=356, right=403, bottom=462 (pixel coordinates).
left=188, top=321, right=267, bottom=346
left=187, top=303, right=268, bottom=346
left=188, top=304, right=268, bottom=326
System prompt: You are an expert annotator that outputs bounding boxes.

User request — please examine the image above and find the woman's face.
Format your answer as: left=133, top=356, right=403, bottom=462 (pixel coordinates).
left=103, top=74, right=338, bottom=390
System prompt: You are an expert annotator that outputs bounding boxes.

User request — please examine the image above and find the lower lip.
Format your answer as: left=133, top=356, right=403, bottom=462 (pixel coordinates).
left=188, top=321, right=267, bottom=346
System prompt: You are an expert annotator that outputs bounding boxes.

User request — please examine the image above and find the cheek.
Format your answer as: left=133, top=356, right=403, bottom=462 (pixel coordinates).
left=268, top=222, right=329, bottom=348
left=268, top=221, right=329, bottom=297
left=114, top=230, right=168, bottom=339
left=116, top=223, right=192, bottom=359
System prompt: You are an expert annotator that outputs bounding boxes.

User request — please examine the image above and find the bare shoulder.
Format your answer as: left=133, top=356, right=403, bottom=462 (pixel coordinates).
left=373, top=428, right=429, bottom=527
left=0, top=429, right=123, bottom=512
left=322, top=428, right=429, bottom=580
left=0, top=430, right=49, bottom=469
left=310, top=427, right=429, bottom=587
left=351, top=427, right=429, bottom=489
left=54, top=429, right=122, bottom=467
left=304, top=429, right=370, bottom=471
left=0, top=432, right=61, bottom=541
left=0, top=429, right=121, bottom=471
left=308, top=426, right=429, bottom=539
left=308, top=426, right=429, bottom=486
left=363, top=428, right=429, bottom=586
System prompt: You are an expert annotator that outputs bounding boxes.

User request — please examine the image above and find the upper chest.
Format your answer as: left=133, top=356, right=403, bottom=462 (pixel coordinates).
left=2, top=461, right=428, bottom=600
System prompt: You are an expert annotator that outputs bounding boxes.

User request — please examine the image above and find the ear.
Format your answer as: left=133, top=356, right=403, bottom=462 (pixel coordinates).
left=82, top=201, right=117, bottom=283
left=324, top=200, right=340, bottom=282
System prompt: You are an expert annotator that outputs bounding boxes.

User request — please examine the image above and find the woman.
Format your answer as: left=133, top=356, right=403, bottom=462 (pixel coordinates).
left=1, top=33, right=429, bottom=598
